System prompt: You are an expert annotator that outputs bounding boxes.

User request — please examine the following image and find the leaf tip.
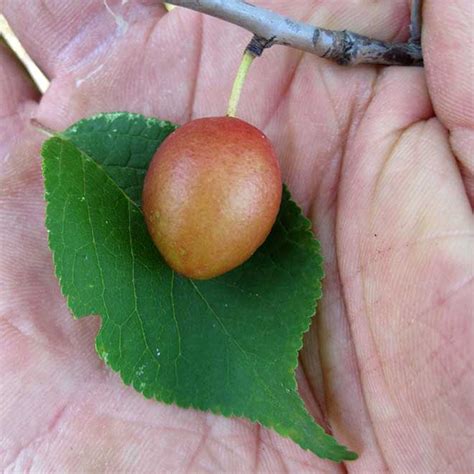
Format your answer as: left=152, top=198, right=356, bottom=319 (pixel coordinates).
left=344, top=450, right=359, bottom=461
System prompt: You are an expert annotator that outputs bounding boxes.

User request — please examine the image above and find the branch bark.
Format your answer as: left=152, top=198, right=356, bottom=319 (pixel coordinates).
left=165, top=0, right=423, bottom=67
left=410, top=0, right=422, bottom=44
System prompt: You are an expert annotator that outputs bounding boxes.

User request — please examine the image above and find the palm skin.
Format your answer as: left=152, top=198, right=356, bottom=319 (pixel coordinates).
left=1, top=0, right=472, bottom=472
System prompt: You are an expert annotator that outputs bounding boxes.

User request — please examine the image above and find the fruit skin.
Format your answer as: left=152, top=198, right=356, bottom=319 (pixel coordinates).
left=142, top=116, right=282, bottom=280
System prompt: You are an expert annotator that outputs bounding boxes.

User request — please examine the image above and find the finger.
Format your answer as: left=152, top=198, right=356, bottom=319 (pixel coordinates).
left=337, top=67, right=473, bottom=470
left=0, top=39, right=40, bottom=157
left=1, top=0, right=166, bottom=79
left=423, top=0, right=474, bottom=206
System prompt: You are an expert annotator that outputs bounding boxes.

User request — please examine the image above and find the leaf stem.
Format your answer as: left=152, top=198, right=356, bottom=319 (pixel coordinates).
left=226, top=50, right=256, bottom=118
left=30, top=118, right=57, bottom=137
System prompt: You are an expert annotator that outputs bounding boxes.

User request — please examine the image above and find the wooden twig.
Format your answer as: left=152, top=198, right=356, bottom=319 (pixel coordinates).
left=410, top=0, right=422, bottom=44
left=164, top=0, right=423, bottom=66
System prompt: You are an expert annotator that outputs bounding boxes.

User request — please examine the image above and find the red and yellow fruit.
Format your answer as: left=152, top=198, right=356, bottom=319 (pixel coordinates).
left=143, top=116, right=282, bottom=280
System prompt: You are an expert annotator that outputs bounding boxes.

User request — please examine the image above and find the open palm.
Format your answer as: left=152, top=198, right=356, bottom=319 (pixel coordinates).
left=1, top=0, right=472, bottom=471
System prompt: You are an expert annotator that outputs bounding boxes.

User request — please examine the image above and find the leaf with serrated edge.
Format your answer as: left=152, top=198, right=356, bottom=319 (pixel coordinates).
left=42, top=113, right=357, bottom=462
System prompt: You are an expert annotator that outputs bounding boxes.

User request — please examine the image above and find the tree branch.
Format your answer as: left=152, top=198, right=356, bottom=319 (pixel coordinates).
left=165, top=0, right=423, bottom=66
left=409, top=0, right=422, bottom=44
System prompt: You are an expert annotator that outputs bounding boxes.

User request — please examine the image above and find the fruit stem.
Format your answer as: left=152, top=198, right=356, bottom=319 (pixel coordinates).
left=226, top=50, right=256, bottom=118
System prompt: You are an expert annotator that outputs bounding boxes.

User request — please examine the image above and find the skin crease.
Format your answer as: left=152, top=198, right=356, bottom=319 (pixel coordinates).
left=142, top=117, right=282, bottom=280
left=0, top=0, right=473, bottom=472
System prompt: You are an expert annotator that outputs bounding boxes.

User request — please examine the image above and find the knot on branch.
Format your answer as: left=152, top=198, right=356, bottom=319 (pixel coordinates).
left=246, top=35, right=276, bottom=57
left=324, top=30, right=423, bottom=67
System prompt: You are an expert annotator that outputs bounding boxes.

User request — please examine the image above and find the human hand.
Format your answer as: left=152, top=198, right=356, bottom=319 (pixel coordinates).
left=1, top=1, right=472, bottom=471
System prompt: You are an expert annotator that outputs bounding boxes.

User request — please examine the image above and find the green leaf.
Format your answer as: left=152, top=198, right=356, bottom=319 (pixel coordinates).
left=62, top=112, right=177, bottom=205
left=42, top=112, right=357, bottom=462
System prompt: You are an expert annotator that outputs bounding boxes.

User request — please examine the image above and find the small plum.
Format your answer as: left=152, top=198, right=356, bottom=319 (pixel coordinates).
left=142, top=116, right=282, bottom=280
